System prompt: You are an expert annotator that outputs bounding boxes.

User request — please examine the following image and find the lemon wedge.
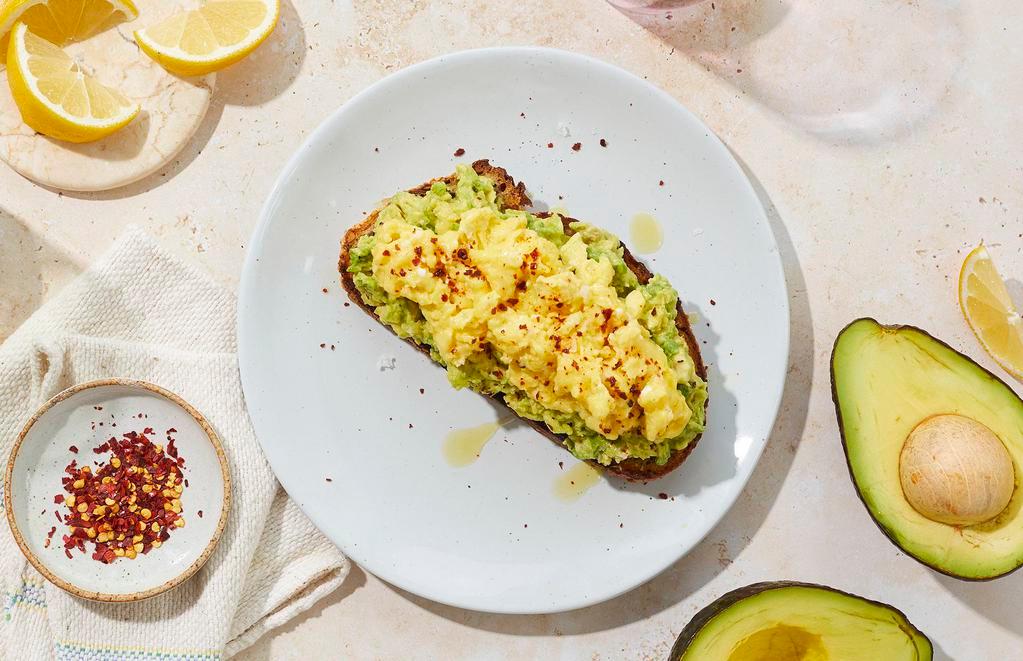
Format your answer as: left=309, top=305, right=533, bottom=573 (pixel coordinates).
left=0, top=0, right=137, bottom=51
left=6, top=22, right=139, bottom=143
left=959, top=242, right=1023, bottom=380
left=134, top=0, right=279, bottom=77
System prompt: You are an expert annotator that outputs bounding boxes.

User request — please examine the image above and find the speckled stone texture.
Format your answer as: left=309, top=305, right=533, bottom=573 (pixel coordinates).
left=1, top=1, right=1021, bottom=659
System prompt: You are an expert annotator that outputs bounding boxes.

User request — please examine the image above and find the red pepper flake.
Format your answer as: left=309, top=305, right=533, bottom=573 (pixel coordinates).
left=710, top=299, right=717, bottom=306
left=330, top=344, right=336, bottom=351
left=419, top=388, right=425, bottom=394
left=197, top=510, right=203, bottom=518
left=325, top=477, right=333, bottom=483
left=52, top=429, right=187, bottom=563
left=657, top=493, right=669, bottom=500
left=659, top=180, right=665, bottom=186
left=453, top=148, right=465, bottom=157
left=45, top=526, right=56, bottom=548
left=93, top=406, right=103, bottom=411
left=599, top=138, right=608, bottom=147
left=343, top=302, right=351, bottom=307
left=68, top=445, right=78, bottom=454
left=320, top=343, right=326, bottom=348
left=571, top=142, right=582, bottom=151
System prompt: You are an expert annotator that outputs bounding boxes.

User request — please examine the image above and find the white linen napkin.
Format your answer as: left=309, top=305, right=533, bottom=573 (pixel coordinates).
left=0, top=227, right=348, bottom=660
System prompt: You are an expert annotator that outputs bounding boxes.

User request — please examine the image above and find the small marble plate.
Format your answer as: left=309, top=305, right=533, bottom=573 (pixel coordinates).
left=4, top=379, right=230, bottom=602
left=0, top=0, right=215, bottom=192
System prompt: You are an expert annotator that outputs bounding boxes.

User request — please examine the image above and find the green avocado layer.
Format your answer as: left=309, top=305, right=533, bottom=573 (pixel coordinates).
left=347, top=165, right=707, bottom=466
left=672, top=582, right=932, bottom=661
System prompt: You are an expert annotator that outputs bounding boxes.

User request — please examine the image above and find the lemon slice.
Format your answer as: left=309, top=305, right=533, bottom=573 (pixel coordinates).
left=959, top=242, right=1023, bottom=380
left=7, top=22, right=139, bottom=142
left=0, top=0, right=138, bottom=50
left=134, top=0, right=279, bottom=77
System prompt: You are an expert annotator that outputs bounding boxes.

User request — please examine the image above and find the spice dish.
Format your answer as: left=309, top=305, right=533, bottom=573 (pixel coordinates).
left=5, top=379, right=230, bottom=602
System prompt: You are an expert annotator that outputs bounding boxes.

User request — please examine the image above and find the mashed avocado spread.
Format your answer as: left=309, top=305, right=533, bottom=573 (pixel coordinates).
left=347, top=165, right=707, bottom=466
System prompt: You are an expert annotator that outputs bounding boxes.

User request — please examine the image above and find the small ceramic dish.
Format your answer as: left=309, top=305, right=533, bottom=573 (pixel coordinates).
left=4, top=379, right=231, bottom=602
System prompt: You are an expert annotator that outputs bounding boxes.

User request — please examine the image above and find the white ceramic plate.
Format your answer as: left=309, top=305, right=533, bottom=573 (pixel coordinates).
left=5, top=380, right=230, bottom=601
left=239, top=47, right=788, bottom=614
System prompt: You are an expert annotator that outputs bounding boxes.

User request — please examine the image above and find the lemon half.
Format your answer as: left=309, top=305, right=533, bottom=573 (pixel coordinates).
left=134, top=0, right=279, bottom=77
left=7, top=22, right=140, bottom=143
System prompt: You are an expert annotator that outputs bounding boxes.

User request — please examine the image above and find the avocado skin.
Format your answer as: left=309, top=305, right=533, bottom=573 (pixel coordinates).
left=668, top=580, right=932, bottom=661
left=830, top=317, right=1023, bottom=581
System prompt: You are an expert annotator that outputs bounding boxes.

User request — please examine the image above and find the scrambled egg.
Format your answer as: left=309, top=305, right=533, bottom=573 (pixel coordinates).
left=370, top=207, right=693, bottom=443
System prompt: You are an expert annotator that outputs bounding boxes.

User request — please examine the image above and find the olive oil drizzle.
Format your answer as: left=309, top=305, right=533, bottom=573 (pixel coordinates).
left=443, top=420, right=505, bottom=467
left=630, top=212, right=664, bottom=254
left=553, top=462, right=602, bottom=501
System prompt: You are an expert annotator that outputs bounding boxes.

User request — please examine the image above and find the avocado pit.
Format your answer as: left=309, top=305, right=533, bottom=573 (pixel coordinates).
left=899, top=414, right=1015, bottom=526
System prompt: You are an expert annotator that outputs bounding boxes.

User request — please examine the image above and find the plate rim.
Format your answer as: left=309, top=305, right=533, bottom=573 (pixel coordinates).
left=238, top=45, right=790, bottom=613
left=4, top=378, right=232, bottom=602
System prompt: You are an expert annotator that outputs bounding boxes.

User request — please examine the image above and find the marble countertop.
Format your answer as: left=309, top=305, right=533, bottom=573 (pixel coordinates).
left=2, top=1, right=1020, bottom=659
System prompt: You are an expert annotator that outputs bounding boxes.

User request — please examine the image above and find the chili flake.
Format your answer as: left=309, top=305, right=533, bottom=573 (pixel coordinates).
left=53, top=428, right=187, bottom=563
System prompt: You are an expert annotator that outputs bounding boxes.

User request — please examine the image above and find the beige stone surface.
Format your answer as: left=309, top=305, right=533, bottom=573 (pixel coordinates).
left=0, top=0, right=214, bottom=192
left=1, top=1, right=1021, bottom=659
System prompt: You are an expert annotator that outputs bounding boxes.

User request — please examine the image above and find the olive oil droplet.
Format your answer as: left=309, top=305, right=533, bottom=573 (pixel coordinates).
left=444, top=422, right=501, bottom=467
left=553, top=462, right=602, bottom=501
left=630, top=212, right=663, bottom=254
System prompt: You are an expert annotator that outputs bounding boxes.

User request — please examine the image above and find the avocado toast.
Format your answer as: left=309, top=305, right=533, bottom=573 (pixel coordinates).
left=339, top=160, right=707, bottom=481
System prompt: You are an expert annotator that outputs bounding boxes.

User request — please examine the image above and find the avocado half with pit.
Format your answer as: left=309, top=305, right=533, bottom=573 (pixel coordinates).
left=832, top=318, right=1023, bottom=580
left=669, top=581, right=932, bottom=660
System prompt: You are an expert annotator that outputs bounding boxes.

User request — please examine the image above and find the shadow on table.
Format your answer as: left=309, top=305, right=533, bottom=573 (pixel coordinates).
left=0, top=207, right=82, bottom=342
left=385, top=154, right=815, bottom=635
left=935, top=571, right=1023, bottom=650
left=54, top=0, right=307, bottom=201
left=931, top=641, right=957, bottom=661
left=619, top=0, right=964, bottom=144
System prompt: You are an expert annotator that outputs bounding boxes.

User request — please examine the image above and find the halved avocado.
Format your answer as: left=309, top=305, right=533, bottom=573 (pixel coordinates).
left=670, top=581, right=932, bottom=661
left=832, top=318, right=1023, bottom=580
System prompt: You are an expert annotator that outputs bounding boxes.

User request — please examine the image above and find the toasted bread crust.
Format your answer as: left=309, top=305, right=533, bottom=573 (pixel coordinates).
left=339, top=160, right=706, bottom=481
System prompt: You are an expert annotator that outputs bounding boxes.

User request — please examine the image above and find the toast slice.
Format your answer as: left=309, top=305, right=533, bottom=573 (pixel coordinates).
left=339, top=160, right=707, bottom=481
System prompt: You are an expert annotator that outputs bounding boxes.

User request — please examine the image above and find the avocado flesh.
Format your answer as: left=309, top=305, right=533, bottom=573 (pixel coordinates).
left=832, top=318, right=1023, bottom=579
left=677, top=584, right=931, bottom=660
